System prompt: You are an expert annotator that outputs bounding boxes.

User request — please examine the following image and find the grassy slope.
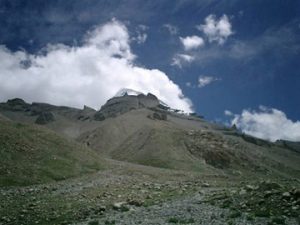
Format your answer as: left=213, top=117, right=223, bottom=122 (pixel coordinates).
left=0, top=120, right=106, bottom=187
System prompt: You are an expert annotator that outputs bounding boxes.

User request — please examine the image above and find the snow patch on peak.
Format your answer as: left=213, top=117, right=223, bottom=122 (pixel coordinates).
left=114, top=88, right=144, bottom=97
left=114, top=88, right=172, bottom=109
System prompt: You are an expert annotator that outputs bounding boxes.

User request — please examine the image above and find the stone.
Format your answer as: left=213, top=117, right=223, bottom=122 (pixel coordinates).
left=127, top=199, right=143, bottom=207
left=264, top=191, right=273, bottom=198
left=282, top=192, right=291, bottom=198
left=245, top=185, right=256, bottom=191
left=239, top=189, right=247, bottom=195
left=202, top=183, right=210, bottom=187
left=292, top=189, right=300, bottom=199
left=94, top=112, right=105, bottom=121
left=258, top=181, right=282, bottom=191
left=152, top=112, right=167, bottom=120
left=112, top=202, right=129, bottom=211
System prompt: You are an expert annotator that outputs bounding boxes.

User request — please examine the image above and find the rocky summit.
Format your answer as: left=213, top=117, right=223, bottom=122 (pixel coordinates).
left=0, top=93, right=299, bottom=225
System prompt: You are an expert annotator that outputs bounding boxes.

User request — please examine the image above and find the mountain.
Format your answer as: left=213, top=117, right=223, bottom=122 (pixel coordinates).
left=0, top=93, right=299, bottom=179
left=0, top=92, right=299, bottom=225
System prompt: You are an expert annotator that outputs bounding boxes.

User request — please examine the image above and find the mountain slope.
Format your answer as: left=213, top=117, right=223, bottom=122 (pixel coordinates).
left=0, top=95, right=299, bottom=181
left=79, top=107, right=300, bottom=179
left=0, top=120, right=106, bottom=187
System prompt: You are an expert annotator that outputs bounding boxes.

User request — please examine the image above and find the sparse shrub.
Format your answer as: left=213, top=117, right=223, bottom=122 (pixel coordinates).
left=186, top=218, right=195, bottom=223
left=168, top=217, right=179, bottom=223
left=229, top=210, right=242, bottom=218
left=246, top=214, right=255, bottom=221
left=254, top=209, right=270, bottom=217
left=104, top=220, right=116, bottom=225
left=167, top=217, right=195, bottom=224
left=270, top=216, right=285, bottom=224
left=88, top=220, right=99, bottom=225
left=221, top=199, right=232, bottom=208
left=227, top=220, right=234, bottom=225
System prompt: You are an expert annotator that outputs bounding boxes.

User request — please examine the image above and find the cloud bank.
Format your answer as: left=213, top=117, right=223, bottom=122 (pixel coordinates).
left=0, top=19, right=193, bottom=112
left=197, top=14, right=233, bottom=45
left=226, top=106, right=300, bottom=142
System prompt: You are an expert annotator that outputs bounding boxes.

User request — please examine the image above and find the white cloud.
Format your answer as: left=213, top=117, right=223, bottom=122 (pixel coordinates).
left=0, top=19, right=193, bottom=112
left=180, top=36, right=204, bottom=50
left=228, top=106, right=300, bottom=142
left=171, top=54, right=195, bottom=68
left=224, top=110, right=233, bottom=116
left=197, top=14, right=233, bottom=45
left=198, top=75, right=220, bottom=88
left=163, top=24, right=178, bottom=35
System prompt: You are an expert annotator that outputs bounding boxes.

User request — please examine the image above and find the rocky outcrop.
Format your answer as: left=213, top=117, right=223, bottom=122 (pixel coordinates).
left=94, top=93, right=160, bottom=121
left=76, top=105, right=96, bottom=121
left=35, top=112, right=55, bottom=124
left=0, top=98, right=30, bottom=112
left=148, top=112, right=167, bottom=120
left=137, top=93, right=159, bottom=108
left=94, top=112, right=105, bottom=121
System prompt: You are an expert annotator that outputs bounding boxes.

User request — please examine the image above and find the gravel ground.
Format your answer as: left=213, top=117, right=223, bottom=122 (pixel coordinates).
left=80, top=192, right=299, bottom=225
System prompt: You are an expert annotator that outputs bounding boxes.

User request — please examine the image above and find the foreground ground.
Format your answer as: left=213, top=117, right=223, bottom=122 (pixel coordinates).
left=1, top=159, right=299, bottom=225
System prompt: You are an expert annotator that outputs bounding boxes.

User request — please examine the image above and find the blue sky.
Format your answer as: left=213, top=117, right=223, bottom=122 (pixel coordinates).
left=0, top=0, right=300, bottom=141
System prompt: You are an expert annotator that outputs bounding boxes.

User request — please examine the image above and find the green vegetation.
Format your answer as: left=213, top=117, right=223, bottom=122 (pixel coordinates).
left=0, top=120, right=105, bottom=186
left=228, top=210, right=241, bottom=218
left=88, top=220, right=99, bottom=225
left=167, top=217, right=195, bottom=224
left=104, top=220, right=116, bottom=225
left=206, top=181, right=300, bottom=221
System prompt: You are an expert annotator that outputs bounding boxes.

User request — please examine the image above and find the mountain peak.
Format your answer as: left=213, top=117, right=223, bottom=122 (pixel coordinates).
left=114, top=88, right=144, bottom=97
left=113, top=88, right=170, bottom=109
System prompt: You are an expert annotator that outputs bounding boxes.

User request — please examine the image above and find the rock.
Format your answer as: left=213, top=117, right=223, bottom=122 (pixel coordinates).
left=202, top=183, right=210, bottom=188
left=258, top=181, right=282, bottom=191
left=94, top=112, right=105, bottom=121
left=270, top=216, right=285, bottom=225
left=127, top=199, right=143, bottom=207
left=245, top=185, right=256, bottom=191
left=35, top=112, right=55, bottom=124
left=264, top=190, right=273, bottom=198
left=96, top=92, right=160, bottom=120
left=239, top=189, right=247, bottom=195
left=152, top=112, right=167, bottom=120
left=4, top=98, right=29, bottom=111
left=292, top=189, right=300, bottom=199
left=282, top=192, right=291, bottom=198
left=112, top=202, right=128, bottom=211
left=146, top=195, right=152, bottom=199
left=95, top=205, right=106, bottom=213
